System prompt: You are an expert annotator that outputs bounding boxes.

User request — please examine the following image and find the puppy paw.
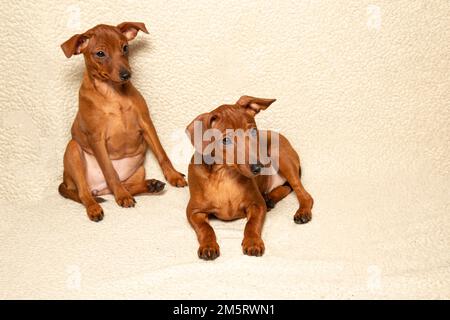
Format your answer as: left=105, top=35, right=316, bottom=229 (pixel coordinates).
left=265, top=198, right=275, bottom=211
left=165, top=170, right=188, bottom=187
left=198, top=242, right=220, bottom=260
left=87, top=203, right=104, bottom=222
left=294, top=209, right=312, bottom=224
left=242, top=237, right=265, bottom=257
left=115, top=192, right=136, bottom=208
left=146, top=179, right=166, bottom=193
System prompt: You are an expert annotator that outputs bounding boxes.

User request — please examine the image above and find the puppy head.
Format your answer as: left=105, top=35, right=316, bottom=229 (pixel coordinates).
left=186, top=96, right=276, bottom=178
left=61, top=22, right=148, bottom=83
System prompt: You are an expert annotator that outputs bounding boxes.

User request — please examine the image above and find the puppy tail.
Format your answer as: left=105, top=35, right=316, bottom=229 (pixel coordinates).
left=58, top=183, right=106, bottom=204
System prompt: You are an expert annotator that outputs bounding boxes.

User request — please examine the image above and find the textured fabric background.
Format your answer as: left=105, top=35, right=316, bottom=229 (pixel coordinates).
left=0, top=1, right=449, bottom=299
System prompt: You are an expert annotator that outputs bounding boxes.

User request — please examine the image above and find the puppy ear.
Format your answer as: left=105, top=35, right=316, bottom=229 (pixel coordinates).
left=61, top=34, right=89, bottom=58
left=117, top=22, right=149, bottom=41
left=186, top=113, right=218, bottom=154
left=236, top=95, right=276, bottom=116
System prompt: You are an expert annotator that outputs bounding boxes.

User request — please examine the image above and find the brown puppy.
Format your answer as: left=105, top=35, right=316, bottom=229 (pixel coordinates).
left=186, top=96, right=313, bottom=260
left=59, top=22, right=187, bottom=222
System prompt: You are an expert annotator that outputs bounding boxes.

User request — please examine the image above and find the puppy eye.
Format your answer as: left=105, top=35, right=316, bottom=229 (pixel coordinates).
left=123, top=45, right=129, bottom=54
left=96, top=51, right=105, bottom=58
left=250, top=128, right=258, bottom=137
left=222, top=137, right=232, bottom=145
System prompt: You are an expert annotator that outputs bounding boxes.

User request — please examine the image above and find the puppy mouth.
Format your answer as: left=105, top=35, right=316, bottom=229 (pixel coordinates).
left=250, top=171, right=262, bottom=178
left=237, top=165, right=260, bottom=178
left=99, top=73, right=131, bottom=84
left=244, top=172, right=260, bottom=179
left=107, top=77, right=130, bottom=85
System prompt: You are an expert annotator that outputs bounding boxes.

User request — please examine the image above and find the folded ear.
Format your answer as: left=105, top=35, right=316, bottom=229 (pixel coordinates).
left=185, top=113, right=218, bottom=154
left=61, top=33, right=89, bottom=58
left=236, top=95, right=276, bottom=116
left=117, top=22, right=149, bottom=41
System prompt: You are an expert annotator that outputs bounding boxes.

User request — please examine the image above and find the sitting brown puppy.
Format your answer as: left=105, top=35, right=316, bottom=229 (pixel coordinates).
left=186, top=96, right=313, bottom=260
left=59, top=22, right=187, bottom=222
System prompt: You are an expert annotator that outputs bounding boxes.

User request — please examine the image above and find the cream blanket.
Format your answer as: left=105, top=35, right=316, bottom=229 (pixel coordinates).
left=0, top=1, right=449, bottom=299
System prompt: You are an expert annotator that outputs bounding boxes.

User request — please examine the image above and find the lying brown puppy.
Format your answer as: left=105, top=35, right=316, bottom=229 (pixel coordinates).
left=186, top=96, right=314, bottom=260
left=59, top=22, right=187, bottom=222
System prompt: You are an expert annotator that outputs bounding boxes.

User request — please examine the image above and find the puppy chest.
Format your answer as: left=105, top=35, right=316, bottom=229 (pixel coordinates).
left=203, top=179, right=249, bottom=220
left=104, top=105, right=143, bottom=147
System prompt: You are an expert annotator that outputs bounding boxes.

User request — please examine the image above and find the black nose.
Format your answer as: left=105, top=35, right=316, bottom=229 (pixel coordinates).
left=119, top=70, right=131, bottom=81
left=250, top=163, right=262, bottom=175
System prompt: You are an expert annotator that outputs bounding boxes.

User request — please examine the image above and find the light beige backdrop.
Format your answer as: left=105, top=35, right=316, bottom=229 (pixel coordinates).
left=0, top=1, right=449, bottom=299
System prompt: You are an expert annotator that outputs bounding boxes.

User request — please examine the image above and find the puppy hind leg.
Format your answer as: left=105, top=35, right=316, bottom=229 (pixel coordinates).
left=59, top=172, right=81, bottom=203
left=122, top=166, right=166, bottom=196
left=63, top=140, right=104, bottom=222
left=264, top=184, right=292, bottom=210
left=60, top=172, right=106, bottom=203
left=278, top=152, right=313, bottom=224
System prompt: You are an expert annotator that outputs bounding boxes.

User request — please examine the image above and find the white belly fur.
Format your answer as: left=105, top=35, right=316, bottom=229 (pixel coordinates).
left=82, top=151, right=144, bottom=193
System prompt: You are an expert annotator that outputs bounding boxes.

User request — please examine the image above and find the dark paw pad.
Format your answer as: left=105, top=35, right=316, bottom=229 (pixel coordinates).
left=147, top=179, right=166, bottom=193
left=265, top=198, right=275, bottom=210
left=117, top=196, right=136, bottom=208
left=198, top=244, right=220, bottom=261
left=87, top=204, right=104, bottom=222
left=90, top=213, right=104, bottom=222
left=294, top=212, right=312, bottom=224
left=242, top=238, right=265, bottom=257
left=95, top=197, right=106, bottom=203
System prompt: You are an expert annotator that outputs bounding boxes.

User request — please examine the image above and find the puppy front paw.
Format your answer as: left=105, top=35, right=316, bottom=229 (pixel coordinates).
left=294, top=209, right=312, bottom=224
left=242, top=237, right=265, bottom=257
left=87, top=203, right=104, bottom=222
left=165, top=170, right=188, bottom=187
left=115, top=191, right=136, bottom=208
left=198, top=242, right=220, bottom=260
left=146, top=179, right=166, bottom=193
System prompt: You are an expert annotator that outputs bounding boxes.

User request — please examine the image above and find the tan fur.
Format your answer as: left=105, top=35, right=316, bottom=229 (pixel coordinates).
left=59, top=23, right=186, bottom=222
left=186, top=96, right=313, bottom=260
